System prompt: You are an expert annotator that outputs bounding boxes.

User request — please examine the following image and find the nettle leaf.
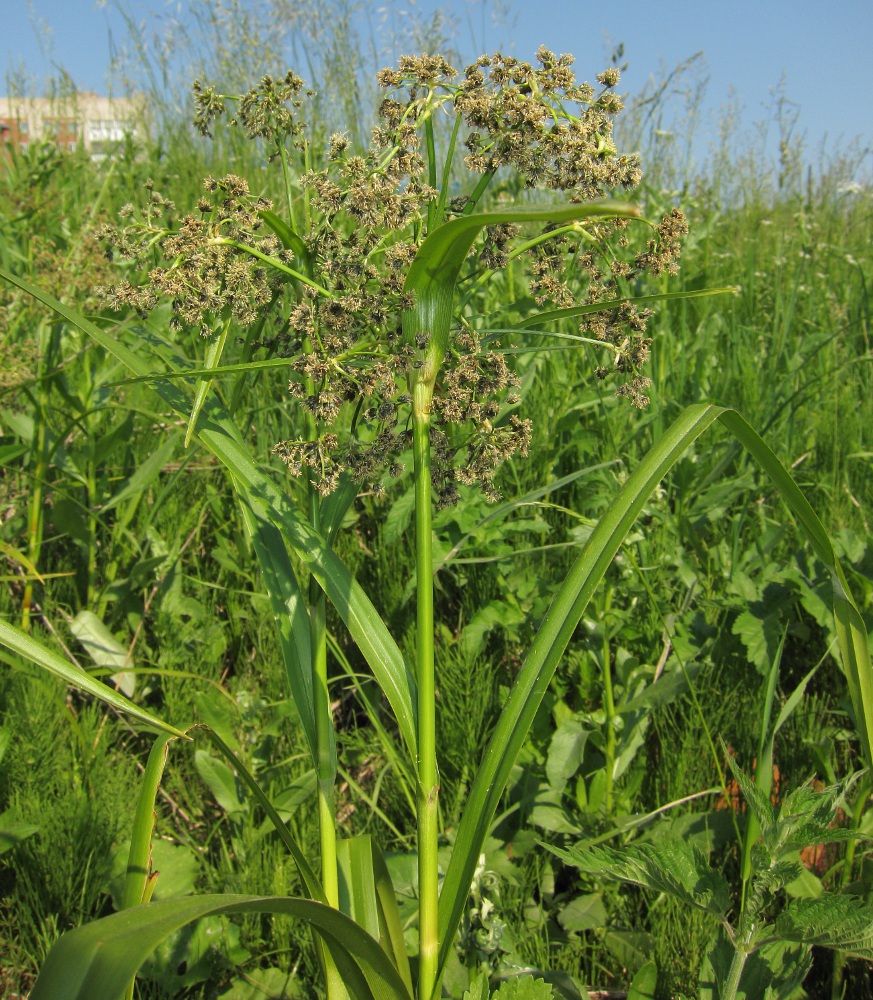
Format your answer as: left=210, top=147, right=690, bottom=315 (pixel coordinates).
left=725, top=754, right=777, bottom=841
left=549, top=840, right=731, bottom=919
left=775, top=894, right=873, bottom=958
left=462, top=971, right=490, bottom=1000
left=491, top=975, right=556, bottom=1000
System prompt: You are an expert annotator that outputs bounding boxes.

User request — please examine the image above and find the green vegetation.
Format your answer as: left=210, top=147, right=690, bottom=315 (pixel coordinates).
left=1, top=16, right=872, bottom=1000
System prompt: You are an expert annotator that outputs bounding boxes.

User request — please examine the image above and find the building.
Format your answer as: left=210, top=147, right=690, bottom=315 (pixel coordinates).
left=0, top=93, right=148, bottom=158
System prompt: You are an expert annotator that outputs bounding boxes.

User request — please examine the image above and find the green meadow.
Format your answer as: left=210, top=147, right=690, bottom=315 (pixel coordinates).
left=1, top=14, right=872, bottom=1000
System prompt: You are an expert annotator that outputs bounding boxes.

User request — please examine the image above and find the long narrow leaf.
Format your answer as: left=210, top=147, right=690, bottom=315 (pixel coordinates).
left=123, top=734, right=175, bottom=910
left=29, top=894, right=413, bottom=1000
left=238, top=501, right=316, bottom=759
left=185, top=319, right=229, bottom=447
left=403, top=201, right=642, bottom=370
left=198, top=726, right=325, bottom=901
left=0, top=619, right=187, bottom=739
left=516, top=286, right=740, bottom=329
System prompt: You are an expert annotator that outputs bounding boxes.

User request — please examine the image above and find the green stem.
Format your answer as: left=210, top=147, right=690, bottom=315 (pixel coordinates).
left=601, top=590, right=616, bottom=817
left=309, top=490, right=337, bottom=909
left=309, top=485, right=345, bottom=1000
left=461, top=167, right=497, bottom=216
left=722, top=942, right=749, bottom=1000
left=413, top=381, right=439, bottom=1000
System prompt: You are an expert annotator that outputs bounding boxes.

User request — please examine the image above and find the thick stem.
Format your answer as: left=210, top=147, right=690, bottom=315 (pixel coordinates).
left=309, top=489, right=338, bottom=909
left=601, top=589, right=616, bottom=816
left=722, top=943, right=749, bottom=1000
left=413, top=381, right=439, bottom=1000
left=308, top=487, right=344, bottom=1000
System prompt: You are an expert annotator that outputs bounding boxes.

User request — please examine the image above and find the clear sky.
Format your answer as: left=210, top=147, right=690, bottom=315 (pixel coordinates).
left=4, top=0, right=872, bottom=173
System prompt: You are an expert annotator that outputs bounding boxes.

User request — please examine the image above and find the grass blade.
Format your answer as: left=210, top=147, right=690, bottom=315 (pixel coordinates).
left=29, top=894, right=414, bottom=1000
left=0, top=619, right=187, bottom=739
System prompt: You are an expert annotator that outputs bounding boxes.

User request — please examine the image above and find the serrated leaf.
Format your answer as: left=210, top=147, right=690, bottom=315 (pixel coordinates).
left=775, top=894, right=873, bottom=958
left=462, top=969, right=489, bottom=1000
left=700, top=929, right=811, bottom=1000
left=549, top=840, right=731, bottom=919
left=732, top=609, right=783, bottom=676
left=725, top=754, right=777, bottom=841
left=490, top=975, right=555, bottom=1000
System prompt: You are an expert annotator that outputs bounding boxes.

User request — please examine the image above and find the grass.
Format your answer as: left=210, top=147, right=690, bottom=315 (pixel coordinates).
left=0, top=24, right=871, bottom=1000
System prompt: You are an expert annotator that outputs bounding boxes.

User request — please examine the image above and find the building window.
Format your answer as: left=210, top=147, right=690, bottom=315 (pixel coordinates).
left=86, top=118, right=132, bottom=155
left=0, top=117, right=29, bottom=149
left=44, top=117, right=78, bottom=150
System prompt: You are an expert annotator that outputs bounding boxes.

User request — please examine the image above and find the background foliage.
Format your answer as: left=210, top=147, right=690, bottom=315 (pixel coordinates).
left=1, top=3, right=871, bottom=997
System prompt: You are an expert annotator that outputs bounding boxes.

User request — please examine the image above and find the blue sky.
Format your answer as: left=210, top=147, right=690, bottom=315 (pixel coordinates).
left=5, top=0, right=872, bottom=172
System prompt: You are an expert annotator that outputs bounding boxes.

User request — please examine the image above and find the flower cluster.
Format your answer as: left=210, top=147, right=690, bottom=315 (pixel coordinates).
left=95, top=50, right=688, bottom=500
left=95, top=175, right=279, bottom=334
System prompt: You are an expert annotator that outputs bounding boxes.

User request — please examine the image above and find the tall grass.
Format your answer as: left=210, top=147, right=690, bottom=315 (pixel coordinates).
left=0, top=14, right=871, bottom=998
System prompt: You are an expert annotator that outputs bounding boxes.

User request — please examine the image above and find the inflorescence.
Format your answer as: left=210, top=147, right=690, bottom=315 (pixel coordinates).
left=95, top=48, right=687, bottom=504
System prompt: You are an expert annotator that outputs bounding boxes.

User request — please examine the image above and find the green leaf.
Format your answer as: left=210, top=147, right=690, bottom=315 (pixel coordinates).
left=627, top=960, right=658, bottom=1000
left=69, top=610, right=136, bottom=698
left=404, top=202, right=642, bottom=386
left=462, top=970, right=490, bottom=1000
left=101, top=432, right=179, bottom=514
left=197, top=727, right=324, bottom=902
left=0, top=808, right=39, bottom=854
left=699, top=930, right=811, bottom=1000
left=238, top=502, right=316, bottom=762
left=517, top=286, right=740, bottom=329
left=186, top=319, right=230, bottom=447
left=557, top=893, right=607, bottom=933
left=194, top=749, right=246, bottom=815
left=338, top=835, right=381, bottom=941
left=123, top=734, right=175, bottom=909
left=29, top=894, right=414, bottom=1000
left=775, top=894, right=873, bottom=958
left=491, top=976, right=555, bottom=1000
left=549, top=840, right=731, bottom=919
left=371, top=841, right=415, bottom=994
left=0, top=619, right=187, bottom=738
left=546, top=719, right=590, bottom=793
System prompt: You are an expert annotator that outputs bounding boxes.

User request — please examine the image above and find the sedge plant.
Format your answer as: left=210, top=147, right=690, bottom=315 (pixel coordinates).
left=0, top=48, right=871, bottom=1000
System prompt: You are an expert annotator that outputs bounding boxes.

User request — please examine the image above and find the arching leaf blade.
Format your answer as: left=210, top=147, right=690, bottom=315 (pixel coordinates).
left=29, top=894, right=414, bottom=1000
left=0, top=619, right=187, bottom=739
